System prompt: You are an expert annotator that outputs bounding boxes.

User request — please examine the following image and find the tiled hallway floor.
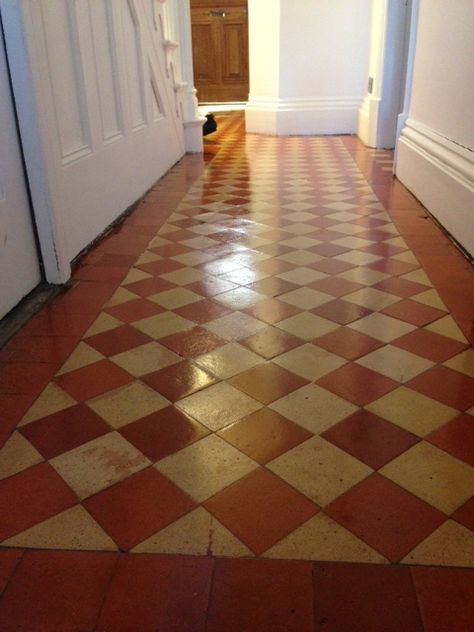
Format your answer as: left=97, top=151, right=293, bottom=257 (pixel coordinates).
left=0, top=113, right=473, bottom=630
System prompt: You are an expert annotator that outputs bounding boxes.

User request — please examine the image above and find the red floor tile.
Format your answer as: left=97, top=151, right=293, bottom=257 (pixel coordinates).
left=247, top=276, right=299, bottom=297
left=205, top=468, right=319, bottom=555
left=96, top=554, right=213, bottom=632
left=104, top=298, right=165, bottom=323
left=55, top=359, right=133, bottom=401
left=219, top=407, right=312, bottom=464
left=207, top=558, right=313, bottom=632
left=0, top=393, right=37, bottom=441
left=0, top=362, right=57, bottom=395
left=142, top=359, right=217, bottom=401
left=407, top=366, right=474, bottom=411
left=381, top=299, right=447, bottom=326
left=85, top=325, right=151, bottom=356
left=74, top=265, right=129, bottom=283
left=0, top=463, right=77, bottom=541
left=245, top=297, right=302, bottom=324
left=186, top=276, right=238, bottom=297
left=174, top=298, right=231, bottom=323
left=52, top=281, right=116, bottom=314
left=412, top=567, right=474, bottom=632
left=317, top=363, right=398, bottom=406
left=137, top=258, right=185, bottom=276
left=0, top=550, right=117, bottom=632
left=28, top=308, right=97, bottom=337
left=313, top=563, right=423, bottom=632
left=392, top=327, right=469, bottom=362
left=124, top=276, right=177, bottom=297
left=310, top=257, right=355, bottom=274
left=229, top=362, right=308, bottom=404
left=367, top=258, right=419, bottom=276
left=20, top=404, right=110, bottom=459
left=326, top=473, right=446, bottom=562
left=159, top=326, right=226, bottom=358
left=322, top=410, right=419, bottom=469
left=240, top=326, right=303, bottom=359
left=120, top=406, right=208, bottom=462
left=426, top=413, right=474, bottom=466
left=5, top=336, right=79, bottom=364
left=452, top=497, right=474, bottom=530
left=84, top=468, right=196, bottom=551
left=314, top=327, right=383, bottom=360
left=309, top=277, right=364, bottom=298
left=0, top=550, right=23, bottom=595
left=311, top=299, right=372, bottom=324
left=373, top=277, right=433, bottom=298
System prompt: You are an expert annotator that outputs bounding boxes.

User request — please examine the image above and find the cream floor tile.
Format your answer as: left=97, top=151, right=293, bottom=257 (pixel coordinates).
left=205, top=312, right=266, bottom=341
left=0, top=432, right=43, bottom=480
left=3, top=506, right=118, bottom=551
left=219, top=268, right=268, bottom=286
left=50, top=432, right=150, bottom=499
left=400, top=269, right=432, bottom=286
left=276, top=312, right=339, bottom=341
left=332, top=237, right=374, bottom=250
left=401, top=521, right=474, bottom=567
left=171, top=251, right=217, bottom=267
left=121, top=268, right=152, bottom=285
left=277, top=251, right=323, bottom=266
left=337, top=267, right=390, bottom=286
left=131, top=507, right=253, bottom=557
left=268, top=436, right=372, bottom=507
left=87, top=382, right=169, bottom=428
left=357, top=345, right=435, bottom=383
left=194, top=342, right=264, bottom=379
left=135, top=251, right=161, bottom=265
left=110, top=342, right=180, bottom=377
left=466, top=407, right=474, bottom=416
left=330, top=224, right=367, bottom=236
left=149, top=287, right=202, bottom=310
left=270, top=384, right=357, bottom=434
left=349, top=313, right=416, bottom=342
left=56, top=342, right=104, bottom=376
left=412, top=289, right=447, bottom=310
left=380, top=442, right=474, bottom=514
left=276, top=268, right=327, bottom=286
left=180, top=236, right=220, bottom=250
left=19, top=383, right=77, bottom=426
left=366, top=387, right=458, bottom=436
left=263, top=513, right=387, bottom=563
left=279, top=236, right=321, bottom=249
left=176, top=382, right=263, bottom=431
left=282, top=223, right=321, bottom=236
left=325, top=211, right=361, bottom=222
left=84, top=313, right=122, bottom=337
left=425, top=315, right=468, bottom=342
left=344, top=288, right=400, bottom=311
left=392, top=250, right=419, bottom=264
left=160, top=267, right=206, bottom=286
left=273, top=344, right=347, bottom=381
left=105, top=287, right=139, bottom=308
left=335, top=251, right=381, bottom=266
left=213, top=288, right=265, bottom=310
left=132, top=312, right=193, bottom=339
left=155, top=435, right=258, bottom=502
left=443, top=349, right=474, bottom=377
left=278, top=288, right=333, bottom=310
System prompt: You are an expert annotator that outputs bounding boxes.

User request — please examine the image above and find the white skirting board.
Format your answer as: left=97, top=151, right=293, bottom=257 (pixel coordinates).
left=396, top=118, right=474, bottom=257
left=245, top=96, right=362, bottom=136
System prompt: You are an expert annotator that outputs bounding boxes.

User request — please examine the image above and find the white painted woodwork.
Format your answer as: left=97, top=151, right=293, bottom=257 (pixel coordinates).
left=2, top=0, right=194, bottom=282
left=396, top=0, right=474, bottom=255
left=0, top=22, right=41, bottom=319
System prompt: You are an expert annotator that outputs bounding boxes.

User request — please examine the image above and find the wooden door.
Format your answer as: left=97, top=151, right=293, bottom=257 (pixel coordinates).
left=191, top=0, right=248, bottom=103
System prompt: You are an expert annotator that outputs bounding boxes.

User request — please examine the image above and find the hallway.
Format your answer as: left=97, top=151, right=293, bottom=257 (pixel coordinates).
left=0, top=113, right=473, bottom=630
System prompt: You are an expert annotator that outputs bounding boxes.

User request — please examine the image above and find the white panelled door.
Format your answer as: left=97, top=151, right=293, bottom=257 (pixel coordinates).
left=0, top=23, right=40, bottom=319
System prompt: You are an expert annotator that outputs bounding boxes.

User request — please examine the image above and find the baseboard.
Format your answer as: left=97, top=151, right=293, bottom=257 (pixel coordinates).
left=396, top=118, right=474, bottom=256
left=246, top=96, right=362, bottom=136
left=357, top=95, right=380, bottom=148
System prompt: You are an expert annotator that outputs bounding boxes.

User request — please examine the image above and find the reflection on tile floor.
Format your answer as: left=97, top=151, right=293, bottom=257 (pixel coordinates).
left=1, top=114, right=474, bottom=578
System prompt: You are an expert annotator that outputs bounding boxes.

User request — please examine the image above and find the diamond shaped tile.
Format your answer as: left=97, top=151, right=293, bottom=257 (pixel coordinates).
left=141, top=360, right=218, bottom=401
left=356, top=345, right=435, bottom=383
left=229, top=363, right=308, bottom=404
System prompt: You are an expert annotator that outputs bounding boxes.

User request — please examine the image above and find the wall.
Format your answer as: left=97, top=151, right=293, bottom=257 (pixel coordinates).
left=396, top=0, right=474, bottom=255
left=246, top=0, right=371, bottom=135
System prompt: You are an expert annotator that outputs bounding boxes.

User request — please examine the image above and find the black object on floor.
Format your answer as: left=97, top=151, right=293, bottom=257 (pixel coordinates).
left=203, top=113, right=217, bottom=136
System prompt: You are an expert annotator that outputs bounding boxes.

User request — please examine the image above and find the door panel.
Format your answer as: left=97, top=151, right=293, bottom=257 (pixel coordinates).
left=0, top=22, right=41, bottom=319
left=191, top=1, right=248, bottom=102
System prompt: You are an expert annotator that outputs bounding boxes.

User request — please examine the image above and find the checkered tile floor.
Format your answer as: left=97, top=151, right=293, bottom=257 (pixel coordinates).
left=1, top=116, right=473, bottom=570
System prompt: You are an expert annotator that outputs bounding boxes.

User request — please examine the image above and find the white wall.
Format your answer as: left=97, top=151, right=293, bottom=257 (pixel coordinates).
left=246, top=0, right=371, bottom=135
left=396, top=0, right=474, bottom=255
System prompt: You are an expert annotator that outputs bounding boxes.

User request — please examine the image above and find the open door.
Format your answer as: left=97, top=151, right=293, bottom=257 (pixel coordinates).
left=0, top=18, right=41, bottom=319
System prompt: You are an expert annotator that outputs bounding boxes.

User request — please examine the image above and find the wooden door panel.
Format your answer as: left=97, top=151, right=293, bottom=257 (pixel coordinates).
left=191, top=2, right=248, bottom=103
left=222, top=21, right=248, bottom=82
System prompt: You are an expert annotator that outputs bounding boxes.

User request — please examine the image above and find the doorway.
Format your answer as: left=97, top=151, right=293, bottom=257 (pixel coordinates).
left=190, top=0, right=249, bottom=103
left=0, top=15, right=41, bottom=319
